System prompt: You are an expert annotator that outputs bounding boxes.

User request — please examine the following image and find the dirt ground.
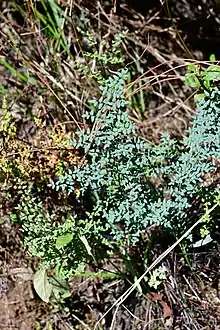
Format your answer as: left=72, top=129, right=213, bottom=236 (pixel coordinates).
left=0, top=0, right=220, bottom=329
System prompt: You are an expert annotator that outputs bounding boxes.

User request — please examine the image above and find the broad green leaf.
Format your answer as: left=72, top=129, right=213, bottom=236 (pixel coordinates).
left=210, top=54, right=216, bottom=62
left=50, top=275, right=69, bottom=291
left=50, top=276, right=71, bottom=299
left=188, top=63, right=196, bottom=72
left=56, top=233, right=73, bottom=248
left=194, top=93, right=205, bottom=101
left=187, top=64, right=199, bottom=73
left=33, top=269, right=52, bottom=303
left=202, top=66, right=220, bottom=82
left=204, top=79, right=211, bottom=89
left=185, top=73, right=200, bottom=88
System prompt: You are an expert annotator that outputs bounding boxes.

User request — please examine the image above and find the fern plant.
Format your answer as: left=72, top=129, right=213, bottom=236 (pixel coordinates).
left=53, top=69, right=220, bottom=246
left=11, top=66, right=220, bottom=282
left=15, top=191, right=106, bottom=279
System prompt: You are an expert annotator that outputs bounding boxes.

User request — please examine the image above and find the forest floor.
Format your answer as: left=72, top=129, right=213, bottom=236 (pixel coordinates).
left=0, top=0, right=220, bottom=329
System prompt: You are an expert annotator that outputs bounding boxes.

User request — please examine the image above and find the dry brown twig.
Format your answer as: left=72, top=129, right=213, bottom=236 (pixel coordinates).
left=94, top=203, right=218, bottom=329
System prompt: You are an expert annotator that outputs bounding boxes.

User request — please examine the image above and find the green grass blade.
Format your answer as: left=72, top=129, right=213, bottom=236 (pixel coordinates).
left=0, top=58, right=28, bottom=83
left=74, top=272, right=121, bottom=279
left=0, top=85, right=8, bottom=95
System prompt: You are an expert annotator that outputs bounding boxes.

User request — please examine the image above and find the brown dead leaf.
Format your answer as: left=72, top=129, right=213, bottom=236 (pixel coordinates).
left=160, top=300, right=172, bottom=318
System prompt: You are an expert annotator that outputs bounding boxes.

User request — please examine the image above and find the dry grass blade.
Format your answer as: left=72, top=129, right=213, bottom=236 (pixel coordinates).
left=95, top=203, right=218, bottom=329
left=125, top=59, right=220, bottom=99
left=67, top=312, right=92, bottom=330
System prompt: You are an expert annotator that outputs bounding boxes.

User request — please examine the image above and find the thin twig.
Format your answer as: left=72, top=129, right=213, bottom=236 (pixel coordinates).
left=94, top=203, right=218, bottom=329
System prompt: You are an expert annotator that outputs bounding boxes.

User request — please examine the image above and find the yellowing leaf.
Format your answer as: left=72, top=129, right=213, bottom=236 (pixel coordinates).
left=56, top=233, right=73, bottom=248
left=74, top=188, right=80, bottom=198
